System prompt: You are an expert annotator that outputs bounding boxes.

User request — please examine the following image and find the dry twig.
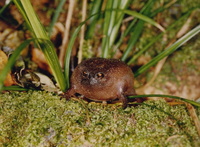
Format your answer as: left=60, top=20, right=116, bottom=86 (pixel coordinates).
left=59, top=0, right=76, bottom=67
left=185, top=103, right=200, bottom=138
left=78, top=0, right=87, bottom=63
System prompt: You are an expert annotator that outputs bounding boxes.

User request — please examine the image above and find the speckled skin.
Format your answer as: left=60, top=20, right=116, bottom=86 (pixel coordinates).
left=65, top=58, right=137, bottom=108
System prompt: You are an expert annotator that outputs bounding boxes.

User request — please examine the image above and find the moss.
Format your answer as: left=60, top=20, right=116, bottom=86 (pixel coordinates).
left=0, top=91, right=200, bottom=146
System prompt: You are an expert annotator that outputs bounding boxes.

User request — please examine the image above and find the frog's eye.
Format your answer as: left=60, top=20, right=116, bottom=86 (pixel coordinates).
left=95, top=72, right=104, bottom=79
left=82, top=71, right=90, bottom=78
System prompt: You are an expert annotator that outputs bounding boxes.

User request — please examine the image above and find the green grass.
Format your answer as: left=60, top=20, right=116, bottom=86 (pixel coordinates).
left=134, top=24, right=200, bottom=77
left=12, top=0, right=67, bottom=91
left=0, top=0, right=199, bottom=92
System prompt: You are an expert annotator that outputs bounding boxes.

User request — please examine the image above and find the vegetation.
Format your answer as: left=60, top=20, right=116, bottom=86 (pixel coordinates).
left=0, top=0, right=200, bottom=145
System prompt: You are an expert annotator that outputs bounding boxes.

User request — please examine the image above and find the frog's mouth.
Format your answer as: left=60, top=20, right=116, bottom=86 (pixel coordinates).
left=89, top=77, right=98, bottom=85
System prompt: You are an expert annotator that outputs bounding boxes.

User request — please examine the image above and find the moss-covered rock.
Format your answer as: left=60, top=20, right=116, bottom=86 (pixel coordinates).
left=0, top=91, right=199, bottom=146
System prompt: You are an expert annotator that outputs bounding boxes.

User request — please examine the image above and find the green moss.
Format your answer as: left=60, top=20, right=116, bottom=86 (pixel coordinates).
left=0, top=91, right=199, bottom=146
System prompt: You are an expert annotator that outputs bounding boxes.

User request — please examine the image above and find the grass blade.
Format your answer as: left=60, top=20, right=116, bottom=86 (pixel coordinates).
left=85, top=0, right=103, bottom=39
left=127, top=9, right=192, bottom=65
left=123, top=9, right=165, bottom=32
left=115, top=0, right=176, bottom=60
left=101, top=0, right=131, bottom=58
left=128, top=94, right=200, bottom=107
left=134, top=24, right=200, bottom=77
left=121, top=20, right=145, bottom=61
left=13, top=0, right=67, bottom=91
left=48, top=0, right=67, bottom=36
left=114, top=0, right=152, bottom=53
left=0, top=1, right=11, bottom=15
left=101, top=0, right=115, bottom=58
left=0, top=39, right=33, bottom=91
left=120, top=0, right=165, bottom=61
left=64, top=19, right=91, bottom=88
left=2, top=86, right=28, bottom=91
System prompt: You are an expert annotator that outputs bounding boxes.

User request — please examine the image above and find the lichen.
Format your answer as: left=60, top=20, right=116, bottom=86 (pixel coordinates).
left=0, top=91, right=199, bottom=146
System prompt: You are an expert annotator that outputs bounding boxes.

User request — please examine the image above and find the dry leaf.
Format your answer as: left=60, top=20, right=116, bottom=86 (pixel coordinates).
left=0, top=50, right=14, bottom=86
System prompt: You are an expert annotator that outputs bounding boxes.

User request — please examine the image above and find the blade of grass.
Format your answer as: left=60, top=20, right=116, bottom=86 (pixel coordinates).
left=48, top=0, right=67, bottom=36
left=134, top=24, right=200, bottom=77
left=114, top=0, right=176, bottom=59
left=110, top=0, right=131, bottom=51
left=13, top=0, right=67, bottom=91
left=123, top=9, right=165, bottom=32
left=128, top=94, right=200, bottom=107
left=13, top=0, right=32, bottom=29
left=101, top=0, right=115, bottom=58
left=150, top=0, right=177, bottom=17
left=38, top=39, right=67, bottom=90
left=121, top=20, right=145, bottom=61
left=2, top=86, right=28, bottom=91
left=121, top=5, right=166, bottom=61
left=0, top=1, right=19, bottom=26
left=114, top=0, right=155, bottom=53
left=85, top=0, right=103, bottom=39
left=64, top=19, right=92, bottom=88
left=0, top=1, right=11, bottom=15
left=108, top=0, right=131, bottom=52
left=101, top=0, right=131, bottom=58
left=18, top=0, right=48, bottom=39
left=127, top=9, right=192, bottom=65
left=0, top=39, right=33, bottom=91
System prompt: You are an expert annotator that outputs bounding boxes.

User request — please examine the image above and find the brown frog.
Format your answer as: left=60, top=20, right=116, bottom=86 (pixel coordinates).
left=65, top=58, right=139, bottom=108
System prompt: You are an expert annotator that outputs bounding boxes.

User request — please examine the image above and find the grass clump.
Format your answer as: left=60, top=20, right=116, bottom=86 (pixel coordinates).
left=0, top=91, right=199, bottom=146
